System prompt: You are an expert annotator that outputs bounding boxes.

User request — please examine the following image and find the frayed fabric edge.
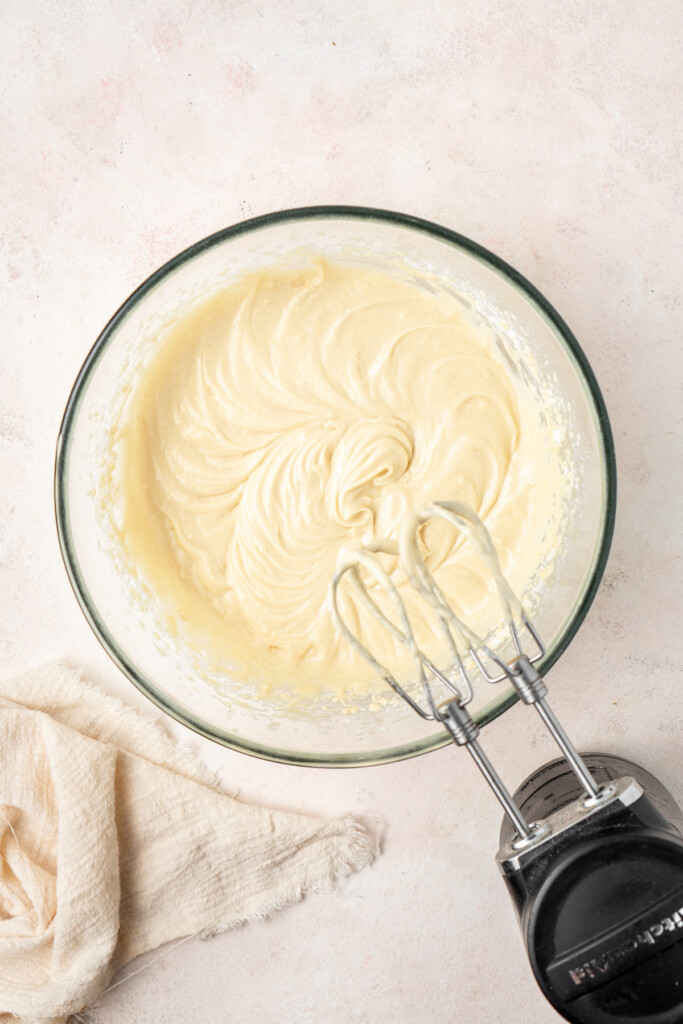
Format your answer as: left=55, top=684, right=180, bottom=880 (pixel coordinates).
left=198, top=814, right=378, bottom=939
left=60, top=664, right=223, bottom=789
left=66, top=818, right=377, bottom=1012
left=5, top=661, right=222, bottom=790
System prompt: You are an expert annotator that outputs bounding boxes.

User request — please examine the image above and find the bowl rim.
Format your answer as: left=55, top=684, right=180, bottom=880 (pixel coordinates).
left=54, top=205, right=617, bottom=768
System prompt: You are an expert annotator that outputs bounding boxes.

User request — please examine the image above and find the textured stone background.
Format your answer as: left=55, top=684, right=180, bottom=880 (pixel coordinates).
left=1, top=2, right=681, bottom=1021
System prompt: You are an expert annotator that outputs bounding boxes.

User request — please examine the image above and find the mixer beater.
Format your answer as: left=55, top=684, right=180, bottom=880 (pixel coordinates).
left=329, top=501, right=683, bottom=1024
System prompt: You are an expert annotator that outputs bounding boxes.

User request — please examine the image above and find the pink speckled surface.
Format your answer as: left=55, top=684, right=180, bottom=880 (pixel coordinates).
left=2, top=2, right=682, bottom=1022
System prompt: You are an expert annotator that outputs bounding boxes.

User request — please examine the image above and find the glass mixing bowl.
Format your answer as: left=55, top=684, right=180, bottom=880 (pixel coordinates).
left=55, top=207, right=616, bottom=766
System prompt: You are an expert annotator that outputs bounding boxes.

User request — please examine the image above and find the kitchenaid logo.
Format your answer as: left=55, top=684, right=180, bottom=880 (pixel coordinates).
left=568, top=906, right=683, bottom=987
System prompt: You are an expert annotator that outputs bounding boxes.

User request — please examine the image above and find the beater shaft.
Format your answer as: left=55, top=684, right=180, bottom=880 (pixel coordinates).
left=439, top=698, right=533, bottom=839
left=534, top=700, right=601, bottom=800
left=508, top=654, right=601, bottom=801
left=467, top=739, right=533, bottom=839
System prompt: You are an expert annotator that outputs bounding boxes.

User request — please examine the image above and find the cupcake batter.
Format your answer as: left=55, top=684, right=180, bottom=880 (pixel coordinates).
left=114, top=259, right=568, bottom=698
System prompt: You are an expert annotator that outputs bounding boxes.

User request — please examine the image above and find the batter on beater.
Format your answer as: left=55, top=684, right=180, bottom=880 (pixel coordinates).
left=113, top=258, right=570, bottom=698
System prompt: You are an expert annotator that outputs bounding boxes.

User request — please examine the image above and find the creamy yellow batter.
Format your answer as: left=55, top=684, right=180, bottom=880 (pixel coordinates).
left=115, top=259, right=568, bottom=698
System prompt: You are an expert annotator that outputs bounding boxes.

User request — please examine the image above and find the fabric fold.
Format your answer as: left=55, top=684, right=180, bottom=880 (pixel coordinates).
left=0, top=665, right=374, bottom=1023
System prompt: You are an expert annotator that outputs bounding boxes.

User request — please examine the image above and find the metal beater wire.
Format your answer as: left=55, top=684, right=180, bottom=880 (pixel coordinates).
left=328, top=500, right=602, bottom=836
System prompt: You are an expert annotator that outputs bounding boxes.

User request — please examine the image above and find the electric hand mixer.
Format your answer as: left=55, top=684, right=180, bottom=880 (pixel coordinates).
left=329, top=501, right=683, bottom=1024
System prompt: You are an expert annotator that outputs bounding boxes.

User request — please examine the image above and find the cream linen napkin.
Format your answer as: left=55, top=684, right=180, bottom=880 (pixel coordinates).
left=0, top=664, right=375, bottom=1023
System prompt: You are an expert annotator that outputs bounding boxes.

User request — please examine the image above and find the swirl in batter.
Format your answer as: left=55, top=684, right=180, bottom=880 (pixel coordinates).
left=116, top=259, right=567, bottom=698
